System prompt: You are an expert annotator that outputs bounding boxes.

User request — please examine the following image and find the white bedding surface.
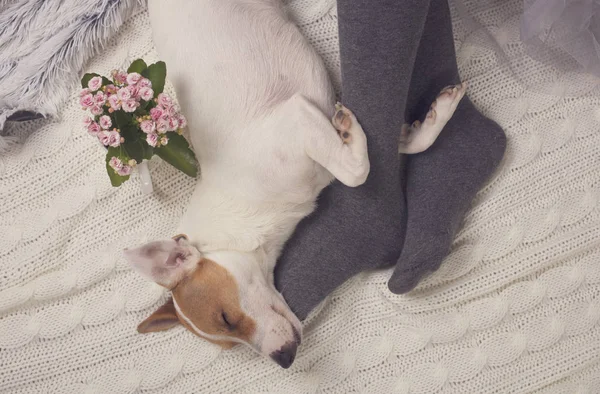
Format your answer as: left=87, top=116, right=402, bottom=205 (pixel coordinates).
left=1, top=0, right=599, bottom=392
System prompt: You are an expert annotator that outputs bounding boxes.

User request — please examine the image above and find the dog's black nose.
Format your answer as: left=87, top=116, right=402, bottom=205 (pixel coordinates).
left=270, top=341, right=298, bottom=369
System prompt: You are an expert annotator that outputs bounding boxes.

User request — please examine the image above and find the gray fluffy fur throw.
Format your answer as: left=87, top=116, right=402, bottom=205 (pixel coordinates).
left=0, top=0, right=143, bottom=135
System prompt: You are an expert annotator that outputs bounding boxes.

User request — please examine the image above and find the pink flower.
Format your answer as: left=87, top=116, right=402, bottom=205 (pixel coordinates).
left=116, top=87, right=131, bottom=101
left=79, top=93, right=94, bottom=108
left=99, top=115, right=112, bottom=129
left=140, top=119, right=155, bottom=134
left=98, top=130, right=111, bottom=146
left=80, top=88, right=90, bottom=97
left=108, top=157, right=131, bottom=176
left=104, top=84, right=117, bottom=95
left=88, top=76, right=103, bottom=92
left=83, top=116, right=93, bottom=127
left=137, top=78, right=152, bottom=88
left=156, top=119, right=168, bottom=133
left=139, top=86, right=154, bottom=101
left=150, top=107, right=164, bottom=122
left=157, top=93, right=173, bottom=108
left=112, top=70, right=127, bottom=85
left=177, top=114, right=187, bottom=128
left=87, top=122, right=101, bottom=136
left=160, top=136, right=169, bottom=146
left=108, top=95, right=121, bottom=111
left=127, top=84, right=139, bottom=99
left=117, top=165, right=132, bottom=176
left=107, top=130, right=121, bottom=147
left=146, top=133, right=159, bottom=147
left=167, top=106, right=178, bottom=117
left=126, top=72, right=142, bottom=86
left=109, top=156, right=123, bottom=170
left=94, top=91, right=106, bottom=106
left=167, top=117, right=179, bottom=131
left=90, top=105, right=104, bottom=116
left=121, top=98, right=138, bottom=113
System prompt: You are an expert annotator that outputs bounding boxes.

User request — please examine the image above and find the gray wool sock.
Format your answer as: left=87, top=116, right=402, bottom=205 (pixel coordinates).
left=274, top=0, right=432, bottom=320
left=387, top=0, right=506, bottom=293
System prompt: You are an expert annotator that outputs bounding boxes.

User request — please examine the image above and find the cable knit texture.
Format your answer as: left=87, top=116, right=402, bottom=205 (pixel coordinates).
left=1, top=0, right=600, bottom=392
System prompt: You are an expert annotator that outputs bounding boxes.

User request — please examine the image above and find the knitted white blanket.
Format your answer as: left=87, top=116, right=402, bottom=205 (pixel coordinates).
left=1, top=0, right=600, bottom=393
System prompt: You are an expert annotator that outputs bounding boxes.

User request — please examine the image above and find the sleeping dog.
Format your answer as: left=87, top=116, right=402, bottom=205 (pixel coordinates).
left=124, top=0, right=466, bottom=368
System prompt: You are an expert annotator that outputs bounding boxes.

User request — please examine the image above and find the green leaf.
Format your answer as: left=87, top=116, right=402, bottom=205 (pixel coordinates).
left=120, top=124, right=136, bottom=140
left=124, top=140, right=149, bottom=163
left=105, top=147, right=131, bottom=187
left=123, top=128, right=153, bottom=163
left=142, top=144, right=154, bottom=160
left=81, top=73, right=100, bottom=89
left=113, top=112, right=153, bottom=164
left=155, top=133, right=198, bottom=177
left=114, top=111, right=133, bottom=129
left=102, top=76, right=112, bottom=86
left=140, top=99, right=154, bottom=111
left=144, top=99, right=157, bottom=111
left=128, top=59, right=148, bottom=74
left=142, top=61, right=166, bottom=97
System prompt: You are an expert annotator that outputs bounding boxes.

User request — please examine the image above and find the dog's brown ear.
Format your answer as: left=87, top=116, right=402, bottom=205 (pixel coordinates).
left=137, top=298, right=180, bottom=333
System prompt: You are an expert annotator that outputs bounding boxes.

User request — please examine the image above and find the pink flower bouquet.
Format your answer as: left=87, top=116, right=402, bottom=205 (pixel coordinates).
left=80, top=59, right=197, bottom=187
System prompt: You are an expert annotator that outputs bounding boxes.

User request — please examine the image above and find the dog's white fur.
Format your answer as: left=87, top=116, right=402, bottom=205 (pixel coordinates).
left=128, top=0, right=369, bottom=366
left=126, top=0, right=463, bottom=367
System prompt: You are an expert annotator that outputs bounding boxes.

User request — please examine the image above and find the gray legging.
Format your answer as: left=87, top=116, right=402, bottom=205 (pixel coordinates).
left=275, top=0, right=506, bottom=319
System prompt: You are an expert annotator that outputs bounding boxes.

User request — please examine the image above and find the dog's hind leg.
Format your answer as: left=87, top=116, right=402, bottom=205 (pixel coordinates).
left=289, top=94, right=370, bottom=187
left=398, top=82, right=467, bottom=154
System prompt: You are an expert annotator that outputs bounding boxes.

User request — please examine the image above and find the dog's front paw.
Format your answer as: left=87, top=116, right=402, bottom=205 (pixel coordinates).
left=330, top=102, right=369, bottom=186
left=398, top=82, right=467, bottom=154
left=424, top=82, right=467, bottom=125
left=332, top=103, right=355, bottom=144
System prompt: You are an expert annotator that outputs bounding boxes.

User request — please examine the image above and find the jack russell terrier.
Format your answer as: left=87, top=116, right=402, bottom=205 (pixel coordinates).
left=124, top=0, right=466, bottom=369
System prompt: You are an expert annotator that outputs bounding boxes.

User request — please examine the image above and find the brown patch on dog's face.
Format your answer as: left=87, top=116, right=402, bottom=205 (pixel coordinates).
left=172, top=259, right=256, bottom=348
left=132, top=247, right=302, bottom=367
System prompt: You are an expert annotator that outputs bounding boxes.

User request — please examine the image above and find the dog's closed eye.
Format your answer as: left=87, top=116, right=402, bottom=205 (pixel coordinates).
left=221, top=311, right=234, bottom=330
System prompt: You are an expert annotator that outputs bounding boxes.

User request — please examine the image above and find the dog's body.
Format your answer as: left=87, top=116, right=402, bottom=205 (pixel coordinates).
left=125, top=0, right=465, bottom=368
left=162, top=1, right=338, bottom=266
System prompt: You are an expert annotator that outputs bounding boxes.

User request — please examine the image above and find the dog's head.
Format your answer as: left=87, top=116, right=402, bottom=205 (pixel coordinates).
left=123, top=235, right=301, bottom=368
